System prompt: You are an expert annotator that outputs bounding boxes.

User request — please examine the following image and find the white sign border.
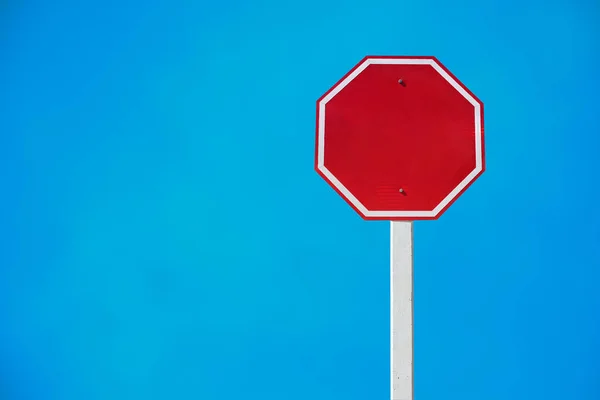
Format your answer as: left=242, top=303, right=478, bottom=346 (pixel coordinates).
left=316, top=57, right=483, bottom=219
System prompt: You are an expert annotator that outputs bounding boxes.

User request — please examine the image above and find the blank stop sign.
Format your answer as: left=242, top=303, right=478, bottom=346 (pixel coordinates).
left=315, top=56, right=485, bottom=220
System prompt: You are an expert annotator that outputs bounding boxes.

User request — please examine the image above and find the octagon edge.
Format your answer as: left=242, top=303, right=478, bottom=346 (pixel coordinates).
left=315, top=56, right=485, bottom=220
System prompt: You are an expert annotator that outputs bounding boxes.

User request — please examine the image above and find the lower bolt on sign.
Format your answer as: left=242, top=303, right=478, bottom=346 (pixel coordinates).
left=314, top=56, right=485, bottom=400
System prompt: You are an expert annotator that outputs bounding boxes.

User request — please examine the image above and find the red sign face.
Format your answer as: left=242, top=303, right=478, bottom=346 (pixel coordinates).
left=315, top=56, right=485, bottom=220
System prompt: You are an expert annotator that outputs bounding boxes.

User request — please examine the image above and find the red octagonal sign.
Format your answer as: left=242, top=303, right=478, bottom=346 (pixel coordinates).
left=315, top=56, right=485, bottom=220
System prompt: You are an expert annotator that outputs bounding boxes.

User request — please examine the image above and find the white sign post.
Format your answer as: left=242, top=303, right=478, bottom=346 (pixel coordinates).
left=390, top=221, right=413, bottom=400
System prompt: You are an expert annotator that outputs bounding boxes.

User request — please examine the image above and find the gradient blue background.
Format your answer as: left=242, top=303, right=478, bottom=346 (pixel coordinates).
left=2, top=0, right=599, bottom=399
